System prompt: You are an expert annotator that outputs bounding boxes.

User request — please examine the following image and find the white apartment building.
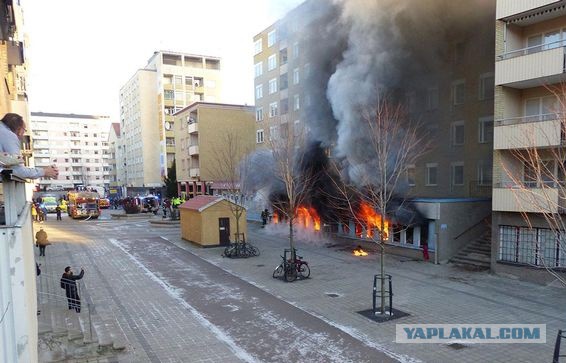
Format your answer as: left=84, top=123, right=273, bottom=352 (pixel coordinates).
left=119, top=51, right=222, bottom=193
left=493, top=0, right=566, bottom=278
left=107, top=122, right=121, bottom=192
left=29, top=112, right=112, bottom=191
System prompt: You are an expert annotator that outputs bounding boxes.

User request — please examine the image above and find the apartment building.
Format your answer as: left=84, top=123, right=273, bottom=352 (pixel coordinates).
left=119, top=51, right=222, bottom=195
left=29, top=112, right=112, bottom=190
left=253, top=0, right=496, bottom=263
left=173, top=102, right=255, bottom=198
left=493, top=0, right=566, bottom=278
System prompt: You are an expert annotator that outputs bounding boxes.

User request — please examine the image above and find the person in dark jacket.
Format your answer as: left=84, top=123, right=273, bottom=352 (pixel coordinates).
left=60, top=266, right=85, bottom=312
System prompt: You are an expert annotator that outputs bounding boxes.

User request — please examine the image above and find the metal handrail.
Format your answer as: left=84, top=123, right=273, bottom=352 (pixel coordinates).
left=497, top=40, right=565, bottom=60
left=495, top=113, right=563, bottom=127
left=553, top=329, right=566, bottom=363
left=37, top=291, right=93, bottom=341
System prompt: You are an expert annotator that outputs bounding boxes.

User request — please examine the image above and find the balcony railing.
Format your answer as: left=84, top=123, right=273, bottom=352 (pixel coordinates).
left=497, top=40, right=566, bottom=60
left=0, top=170, right=37, bottom=363
left=495, top=112, right=561, bottom=126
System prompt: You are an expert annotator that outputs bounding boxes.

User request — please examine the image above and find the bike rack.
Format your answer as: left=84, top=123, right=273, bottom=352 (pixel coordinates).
left=372, top=274, right=393, bottom=316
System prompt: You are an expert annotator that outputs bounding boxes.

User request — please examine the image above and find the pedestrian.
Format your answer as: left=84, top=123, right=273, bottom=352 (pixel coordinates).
left=162, top=199, right=168, bottom=219
left=422, top=240, right=430, bottom=262
left=40, top=202, right=48, bottom=221
left=261, top=209, right=269, bottom=227
left=60, top=266, right=84, bottom=313
left=55, top=205, right=62, bottom=220
left=31, top=203, right=37, bottom=221
left=0, top=113, right=58, bottom=179
left=35, top=227, right=50, bottom=256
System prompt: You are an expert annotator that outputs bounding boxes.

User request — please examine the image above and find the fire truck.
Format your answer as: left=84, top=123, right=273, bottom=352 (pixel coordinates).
left=67, top=191, right=100, bottom=219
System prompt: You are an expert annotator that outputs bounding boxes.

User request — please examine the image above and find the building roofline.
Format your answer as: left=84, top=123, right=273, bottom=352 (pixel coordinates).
left=30, top=112, right=110, bottom=120
left=173, top=101, right=255, bottom=116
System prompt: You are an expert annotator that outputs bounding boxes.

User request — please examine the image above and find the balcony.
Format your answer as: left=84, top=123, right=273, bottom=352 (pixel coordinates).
left=189, top=168, right=200, bottom=177
left=496, top=0, right=561, bottom=19
left=188, top=145, right=199, bottom=155
left=494, top=113, right=562, bottom=149
left=495, top=46, right=566, bottom=88
left=0, top=170, right=38, bottom=362
left=188, top=122, right=198, bottom=134
left=493, top=183, right=560, bottom=213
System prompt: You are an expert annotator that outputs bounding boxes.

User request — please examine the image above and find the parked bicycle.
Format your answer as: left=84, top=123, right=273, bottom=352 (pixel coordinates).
left=273, top=248, right=310, bottom=282
left=223, top=242, right=260, bottom=258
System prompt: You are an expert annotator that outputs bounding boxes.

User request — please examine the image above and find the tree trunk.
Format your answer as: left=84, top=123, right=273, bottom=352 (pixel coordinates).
left=289, top=216, right=295, bottom=260
left=379, top=209, right=386, bottom=315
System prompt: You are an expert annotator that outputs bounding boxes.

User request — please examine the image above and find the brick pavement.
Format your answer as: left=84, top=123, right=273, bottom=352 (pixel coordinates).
left=37, top=212, right=566, bottom=362
left=159, top=223, right=566, bottom=363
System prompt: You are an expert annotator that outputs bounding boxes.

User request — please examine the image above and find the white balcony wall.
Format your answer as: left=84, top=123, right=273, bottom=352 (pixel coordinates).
left=497, top=0, right=561, bottom=19
left=494, top=119, right=561, bottom=149
left=495, top=47, right=564, bottom=86
left=188, top=145, right=199, bottom=155
left=188, top=123, right=198, bottom=134
left=493, top=187, right=559, bottom=213
left=189, top=168, right=200, bottom=177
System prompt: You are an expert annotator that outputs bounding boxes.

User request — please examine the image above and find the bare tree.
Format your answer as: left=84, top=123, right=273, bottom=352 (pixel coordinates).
left=266, top=121, right=318, bottom=259
left=327, top=95, right=430, bottom=314
left=205, top=132, right=252, bottom=243
left=498, top=83, right=566, bottom=286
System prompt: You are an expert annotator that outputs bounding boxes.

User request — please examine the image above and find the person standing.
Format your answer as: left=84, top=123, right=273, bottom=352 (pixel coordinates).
left=422, top=240, right=430, bottom=262
left=35, top=227, right=50, bottom=256
left=60, top=266, right=84, bottom=312
left=261, top=209, right=269, bottom=227
left=55, top=205, right=62, bottom=221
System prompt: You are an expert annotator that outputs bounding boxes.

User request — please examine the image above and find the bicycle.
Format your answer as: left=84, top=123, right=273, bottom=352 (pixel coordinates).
left=223, top=241, right=260, bottom=258
left=272, top=249, right=310, bottom=282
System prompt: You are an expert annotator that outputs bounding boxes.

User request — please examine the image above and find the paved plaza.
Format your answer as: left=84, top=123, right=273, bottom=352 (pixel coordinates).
left=36, top=210, right=565, bottom=362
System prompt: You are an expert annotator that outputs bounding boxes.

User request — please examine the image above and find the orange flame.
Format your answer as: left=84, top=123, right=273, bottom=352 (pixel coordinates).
left=296, top=206, right=321, bottom=231
left=272, top=211, right=279, bottom=224
left=353, top=246, right=368, bottom=256
left=357, top=202, right=389, bottom=239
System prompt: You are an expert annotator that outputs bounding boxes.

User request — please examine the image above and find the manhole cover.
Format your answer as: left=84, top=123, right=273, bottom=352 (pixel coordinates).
left=325, top=293, right=340, bottom=298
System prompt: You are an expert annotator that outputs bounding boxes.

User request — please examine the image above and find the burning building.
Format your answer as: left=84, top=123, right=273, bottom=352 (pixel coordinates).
left=251, top=0, right=495, bottom=264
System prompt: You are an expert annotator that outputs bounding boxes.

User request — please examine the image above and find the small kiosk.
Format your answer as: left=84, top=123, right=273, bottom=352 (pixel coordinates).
left=179, top=195, right=247, bottom=247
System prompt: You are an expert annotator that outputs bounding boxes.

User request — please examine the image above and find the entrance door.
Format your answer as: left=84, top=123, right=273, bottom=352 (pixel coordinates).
left=219, top=218, right=230, bottom=245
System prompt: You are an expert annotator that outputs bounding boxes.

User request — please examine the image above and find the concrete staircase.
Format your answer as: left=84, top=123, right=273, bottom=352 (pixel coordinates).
left=450, top=233, right=492, bottom=270
left=36, top=275, right=127, bottom=362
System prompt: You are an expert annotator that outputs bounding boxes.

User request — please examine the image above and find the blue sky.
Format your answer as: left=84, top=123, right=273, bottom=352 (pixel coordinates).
left=23, top=0, right=304, bottom=120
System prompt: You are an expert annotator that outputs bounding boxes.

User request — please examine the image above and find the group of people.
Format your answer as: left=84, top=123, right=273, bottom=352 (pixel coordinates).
left=34, top=227, right=85, bottom=312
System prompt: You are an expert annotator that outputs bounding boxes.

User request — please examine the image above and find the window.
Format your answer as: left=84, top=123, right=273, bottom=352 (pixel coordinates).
left=255, top=84, right=263, bottom=99
left=269, top=102, right=278, bottom=117
left=269, top=125, right=279, bottom=140
left=477, top=160, right=492, bottom=186
left=174, top=91, right=184, bottom=100
left=256, top=129, right=264, bottom=143
left=267, top=30, right=276, bottom=47
left=527, top=34, right=543, bottom=54
left=254, top=39, right=263, bottom=55
left=185, top=76, right=193, bottom=86
left=280, top=48, right=288, bottom=65
left=451, top=121, right=465, bottom=146
left=523, top=160, right=556, bottom=187
left=499, top=226, right=566, bottom=267
left=426, top=87, right=438, bottom=110
left=269, top=78, right=278, bottom=94
left=174, top=75, right=183, bottom=85
left=293, top=94, right=300, bottom=111
left=407, top=165, right=416, bottom=186
left=256, top=107, right=263, bottom=122
left=426, top=163, right=438, bottom=186
left=478, top=116, right=493, bottom=143
left=293, top=68, right=300, bottom=85
left=451, top=162, right=464, bottom=186
left=294, top=120, right=301, bottom=136
left=164, top=90, right=174, bottom=100
left=452, top=80, right=465, bottom=105
left=280, top=74, right=288, bottom=91
left=525, top=96, right=557, bottom=122
left=268, top=54, right=277, bottom=71
left=254, top=62, right=263, bottom=78
left=292, top=42, right=299, bottom=59
left=479, top=73, right=494, bottom=100
left=280, top=99, right=289, bottom=115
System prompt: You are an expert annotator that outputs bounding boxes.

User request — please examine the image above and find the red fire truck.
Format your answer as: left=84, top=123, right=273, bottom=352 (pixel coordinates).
left=67, top=191, right=100, bottom=219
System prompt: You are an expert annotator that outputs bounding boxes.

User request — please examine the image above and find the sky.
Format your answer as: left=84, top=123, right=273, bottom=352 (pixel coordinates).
left=23, top=0, right=305, bottom=121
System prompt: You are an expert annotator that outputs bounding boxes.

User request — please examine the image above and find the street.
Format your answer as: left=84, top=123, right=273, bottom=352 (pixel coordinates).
left=36, top=210, right=565, bottom=362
